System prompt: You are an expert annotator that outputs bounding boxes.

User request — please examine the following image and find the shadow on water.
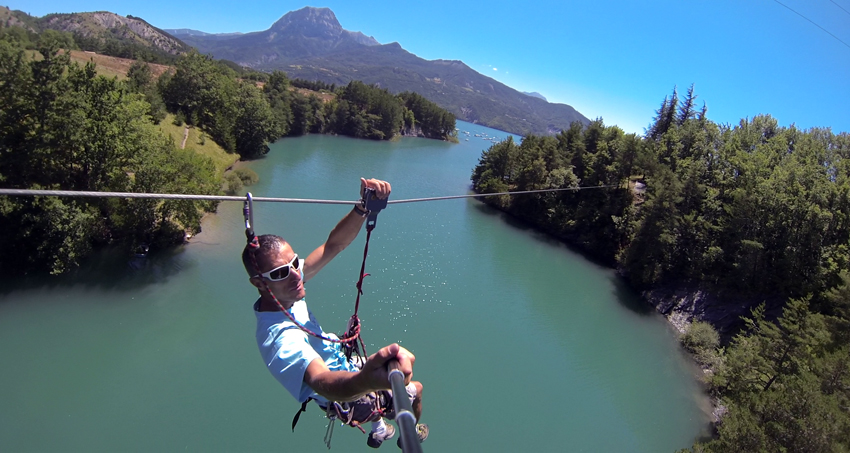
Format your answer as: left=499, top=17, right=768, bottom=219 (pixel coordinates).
left=0, top=244, right=190, bottom=299
left=470, top=200, right=615, bottom=266
left=470, top=200, right=657, bottom=317
left=471, top=200, right=559, bottom=245
left=608, top=273, right=655, bottom=316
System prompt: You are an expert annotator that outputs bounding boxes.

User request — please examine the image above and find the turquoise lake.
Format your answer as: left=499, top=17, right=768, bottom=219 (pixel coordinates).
left=0, top=121, right=711, bottom=452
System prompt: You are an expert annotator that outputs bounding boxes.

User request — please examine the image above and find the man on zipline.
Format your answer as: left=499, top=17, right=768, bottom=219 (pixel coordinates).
left=242, top=178, right=427, bottom=449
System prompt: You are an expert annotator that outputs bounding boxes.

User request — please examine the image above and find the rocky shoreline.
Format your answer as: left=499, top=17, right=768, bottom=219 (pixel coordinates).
left=640, top=285, right=787, bottom=340
left=640, top=284, right=789, bottom=426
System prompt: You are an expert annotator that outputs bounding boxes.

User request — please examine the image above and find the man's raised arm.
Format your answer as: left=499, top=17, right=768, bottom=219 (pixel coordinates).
left=303, top=178, right=391, bottom=282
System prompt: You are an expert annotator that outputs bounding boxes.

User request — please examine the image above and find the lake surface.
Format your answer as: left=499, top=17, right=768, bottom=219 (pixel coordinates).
left=0, top=121, right=710, bottom=452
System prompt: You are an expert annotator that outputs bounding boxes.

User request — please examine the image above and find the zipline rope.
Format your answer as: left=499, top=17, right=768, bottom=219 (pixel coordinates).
left=0, top=185, right=620, bottom=204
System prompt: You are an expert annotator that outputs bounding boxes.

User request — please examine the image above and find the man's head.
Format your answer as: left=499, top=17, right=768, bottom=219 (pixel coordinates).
left=243, top=234, right=306, bottom=305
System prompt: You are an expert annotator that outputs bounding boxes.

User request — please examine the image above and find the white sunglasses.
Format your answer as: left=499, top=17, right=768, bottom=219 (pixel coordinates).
left=255, top=254, right=300, bottom=281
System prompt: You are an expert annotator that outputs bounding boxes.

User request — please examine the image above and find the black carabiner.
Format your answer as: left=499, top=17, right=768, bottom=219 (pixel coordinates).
left=243, top=192, right=255, bottom=243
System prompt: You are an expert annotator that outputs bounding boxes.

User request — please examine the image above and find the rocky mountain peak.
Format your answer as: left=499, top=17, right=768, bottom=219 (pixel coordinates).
left=166, top=6, right=585, bottom=135
left=270, top=7, right=342, bottom=38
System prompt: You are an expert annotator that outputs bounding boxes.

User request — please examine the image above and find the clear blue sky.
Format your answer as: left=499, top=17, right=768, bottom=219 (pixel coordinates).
left=9, top=0, right=850, bottom=135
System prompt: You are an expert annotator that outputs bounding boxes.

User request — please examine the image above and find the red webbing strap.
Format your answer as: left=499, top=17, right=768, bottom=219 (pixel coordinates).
left=344, top=225, right=374, bottom=361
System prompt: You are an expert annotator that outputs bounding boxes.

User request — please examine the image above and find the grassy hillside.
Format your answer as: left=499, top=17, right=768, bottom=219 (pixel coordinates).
left=24, top=48, right=172, bottom=79
left=157, top=115, right=238, bottom=178
left=56, top=50, right=303, bottom=176
left=67, top=50, right=172, bottom=79
left=23, top=48, right=237, bottom=178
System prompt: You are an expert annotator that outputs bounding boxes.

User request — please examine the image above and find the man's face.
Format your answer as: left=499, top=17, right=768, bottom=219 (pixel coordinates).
left=251, top=242, right=306, bottom=304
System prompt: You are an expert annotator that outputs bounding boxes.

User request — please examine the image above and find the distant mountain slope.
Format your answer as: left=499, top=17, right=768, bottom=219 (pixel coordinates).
left=283, top=43, right=587, bottom=135
left=0, top=6, right=38, bottom=31
left=170, top=7, right=379, bottom=66
left=523, top=91, right=547, bottom=102
left=164, top=28, right=243, bottom=38
left=2, top=9, right=191, bottom=57
left=172, top=7, right=588, bottom=135
left=39, top=11, right=189, bottom=56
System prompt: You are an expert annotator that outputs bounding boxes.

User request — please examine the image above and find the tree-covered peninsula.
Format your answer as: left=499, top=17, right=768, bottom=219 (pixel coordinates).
left=0, top=31, right=455, bottom=275
left=471, top=86, right=850, bottom=451
left=161, top=51, right=457, bottom=159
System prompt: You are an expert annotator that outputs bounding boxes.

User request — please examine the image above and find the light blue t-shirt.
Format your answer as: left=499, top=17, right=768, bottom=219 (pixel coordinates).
left=254, top=298, right=358, bottom=405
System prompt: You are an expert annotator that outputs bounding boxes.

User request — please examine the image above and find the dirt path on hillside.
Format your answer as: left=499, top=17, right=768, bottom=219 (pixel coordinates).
left=181, top=127, right=189, bottom=149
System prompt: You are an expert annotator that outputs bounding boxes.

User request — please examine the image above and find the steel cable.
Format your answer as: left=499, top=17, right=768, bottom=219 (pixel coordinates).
left=0, top=185, right=619, bottom=205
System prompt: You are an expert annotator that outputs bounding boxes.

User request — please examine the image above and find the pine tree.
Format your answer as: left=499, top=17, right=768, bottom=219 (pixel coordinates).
left=678, top=83, right=697, bottom=126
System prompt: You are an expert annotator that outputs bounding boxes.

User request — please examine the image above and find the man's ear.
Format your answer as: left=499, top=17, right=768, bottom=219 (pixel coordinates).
left=249, top=276, right=264, bottom=289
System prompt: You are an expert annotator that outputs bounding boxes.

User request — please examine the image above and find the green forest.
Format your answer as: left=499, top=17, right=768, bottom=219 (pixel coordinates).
left=162, top=52, right=456, bottom=159
left=3, top=20, right=848, bottom=449
left=0, top=32, right=455, bottom=275
left=472, top=85, right=850, bottom=451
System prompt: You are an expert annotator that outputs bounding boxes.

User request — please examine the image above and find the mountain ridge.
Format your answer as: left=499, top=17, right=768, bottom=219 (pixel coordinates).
left=170, top=7, right=379, bottom=66
left=169, top=7, right=589, bottom=135
left=4, top=6, right=589, bottom=136
left=39, top=11, right=189, bottom=56
left=523, top=91, right=547, bottom=102
left=165, top=28, right=244, bottom=37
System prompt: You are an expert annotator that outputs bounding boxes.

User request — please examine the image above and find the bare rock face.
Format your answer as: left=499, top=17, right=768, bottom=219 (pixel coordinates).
left=267, top=7, right=379, bottom=46
left=642, top=286, right=787, bottom=342
left=270, top=7, right=343, bottom=39
left=347, top=30, right=380, bottom=47
left=42, top=12, right=186, bottom=55
left=171, top=6, right=379, bottom=67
